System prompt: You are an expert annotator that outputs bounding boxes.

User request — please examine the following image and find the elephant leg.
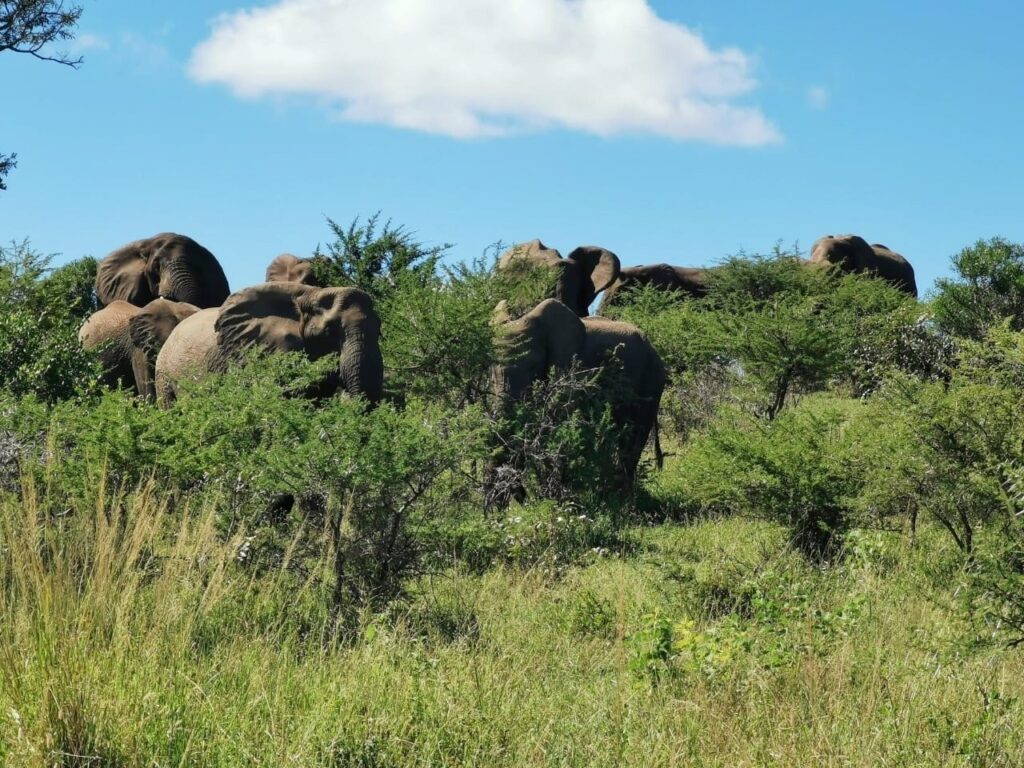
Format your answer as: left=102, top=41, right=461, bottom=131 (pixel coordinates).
left=615, top=400, right=658, bottom=490
left=131, top=348, right=156, bottom=401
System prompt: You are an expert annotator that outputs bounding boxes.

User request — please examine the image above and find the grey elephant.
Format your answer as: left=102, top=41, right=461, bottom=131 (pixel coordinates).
left=266, top=254, right=320, bottom=286
left=497, top=239, right=620, bottom=316
left=598, top=263, right=712, bottom=314
left=78, top=298, right=200, bottom=396
left=810, top=234, right=917, bottom=297
left=155, top=282, right=383, bottom=406
left=491, top=298, right=665, bottom=496
left=95, top=233, right=231, bottom=308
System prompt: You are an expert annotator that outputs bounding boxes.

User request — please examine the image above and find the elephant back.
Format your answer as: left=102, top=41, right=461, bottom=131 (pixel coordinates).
left=78, top=301, right=141, bottom=348
left=155, top=308, right=221, bottom=403
left=266, top=254, right=320, bottom=286
left=215, top=282, right=312, bottom=360
left=582, top=318, right=658, bottom=379
left=809, top=234, right=874, bottom=268
left=870, top=244, right=918, bottom=297
left=498, top=239, right=563, bottom=271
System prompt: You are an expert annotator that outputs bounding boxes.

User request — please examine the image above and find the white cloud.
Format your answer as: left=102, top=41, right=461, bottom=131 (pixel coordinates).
left=188, top=0, right=780, bottom=145
left=71, top=33, right=110, bottom=53
left=807, top=85, right=829, bottom=110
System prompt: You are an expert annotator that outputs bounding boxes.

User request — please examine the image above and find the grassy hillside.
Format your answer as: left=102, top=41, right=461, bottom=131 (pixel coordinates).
left=3, top=234, right=1024, bottom=765
left=2, top=485, right=1021, bottom=766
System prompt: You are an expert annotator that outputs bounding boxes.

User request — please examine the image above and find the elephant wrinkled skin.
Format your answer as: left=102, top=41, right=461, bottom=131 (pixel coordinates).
left=810, top=234, right=917, bottom=297
left=155, top=282, right=383, bottom=407
left=95, top=233, right=231, bottom=308
left=497, top=239, right=620, bottom=316
left=491, top=298, right=665, bottom=491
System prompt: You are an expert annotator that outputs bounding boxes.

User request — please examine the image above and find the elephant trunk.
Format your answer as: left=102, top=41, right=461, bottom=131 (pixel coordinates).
left=161, top=261, right=200, bottom=305
left=339, top=324, right=383, bottom=406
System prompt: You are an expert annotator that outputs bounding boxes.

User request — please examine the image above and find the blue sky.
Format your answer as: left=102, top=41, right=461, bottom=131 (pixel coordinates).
left=3, top=1, right=1023, bottom=295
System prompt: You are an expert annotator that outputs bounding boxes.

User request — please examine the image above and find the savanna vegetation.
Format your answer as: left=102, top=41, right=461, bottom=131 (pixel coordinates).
left=2, top=230, right=1024, bottom=766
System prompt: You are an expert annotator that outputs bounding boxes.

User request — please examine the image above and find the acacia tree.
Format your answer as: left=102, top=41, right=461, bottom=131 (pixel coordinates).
left=1, top=1, right=84, bottom=191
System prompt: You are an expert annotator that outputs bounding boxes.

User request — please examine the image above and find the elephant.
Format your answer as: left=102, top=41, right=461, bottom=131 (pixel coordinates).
left=490, top=298, right=665, bottom=497
left=266, top=254, right=320, bottom=286
left=78, top=298, right=199, bottom=396
left=155, top=282, right=383, bottom=407
left=78, top=300, right=143, bottom=391
left=598, top=263, right=712, bottom=314
left=497, top=239, right=620, bottom=316
left=95, top=233, right=231, bottom=308
left=809, top=234, right=917, bottom=297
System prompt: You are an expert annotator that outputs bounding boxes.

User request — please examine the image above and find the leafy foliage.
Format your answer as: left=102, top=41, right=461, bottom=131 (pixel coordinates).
left=0, top=241, right=100, bottom=402
left=378, top=256, right=503, bottom=408
left=0, top=151, right=14, bottom=191
left=933, top=237, right=1024, bottom=339
left=487, top=360, right=625, bottom=511
left=312, top=213, right=449, bottom=303
left=614, top=249, right=921, bottom=422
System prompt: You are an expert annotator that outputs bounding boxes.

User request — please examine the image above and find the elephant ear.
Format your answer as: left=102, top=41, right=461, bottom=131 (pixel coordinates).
left=215, top=282, right=310, bottom=358
left=567, top=246, right=621, bottom=307
left=96, top=240, right=156, bottom=307
left=128, top=312, right=165, bottom=360
left=266, top=254, right=320, bottom=286
left=128, top=299, right=199, bottom=358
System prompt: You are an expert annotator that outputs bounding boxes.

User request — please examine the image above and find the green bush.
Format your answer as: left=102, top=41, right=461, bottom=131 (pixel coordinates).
left=933, top=237, right=1024, bottom=339
left=378, top=259, right=502, bottom=408
left=0, top=241, right=101, bottom=403
left=311, top=213, right=448, bottom=303
left=614, top=251, right=923, bottom=423
left=9, top=353, right=491, bottom=614
left=663, top=394, right=908, bottom=561
left=871, top=325, right=1024, bottom=553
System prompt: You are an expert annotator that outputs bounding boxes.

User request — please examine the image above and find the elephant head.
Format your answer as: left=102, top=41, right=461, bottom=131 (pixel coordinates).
left=492, top=298, right=586, bottom=401
left=266, top=253, right=321, bottom=286
left=810, top=234, right=876, bottom=271
left=498, top=240, right=620, bottom=317
left=214, top=282, right=383, bottom=405
left=95, top=233, right=230, bottom=308
left=128, top=298, right=200, bottom=400
left=810, top=234, right=917, bottom=296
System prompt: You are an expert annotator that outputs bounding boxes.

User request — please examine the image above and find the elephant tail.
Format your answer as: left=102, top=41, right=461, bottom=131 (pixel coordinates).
left=653, top=415, right=664, bottom=471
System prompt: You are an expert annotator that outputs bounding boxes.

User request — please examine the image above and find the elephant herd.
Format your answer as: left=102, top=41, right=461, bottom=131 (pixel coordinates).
left=77, top=230, right=917, bottom=491
left=79, top=236, right=382, bottom=406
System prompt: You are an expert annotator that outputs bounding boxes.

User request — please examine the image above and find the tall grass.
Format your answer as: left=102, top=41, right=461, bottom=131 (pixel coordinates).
left=2, top=480, right=1023, bottom=765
